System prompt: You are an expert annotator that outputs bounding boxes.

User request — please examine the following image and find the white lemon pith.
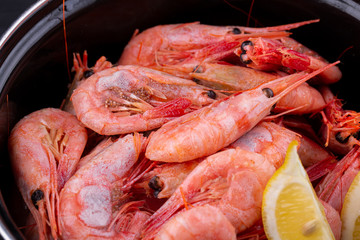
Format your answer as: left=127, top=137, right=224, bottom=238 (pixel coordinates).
left=341, top=170, right=360, bottom=240
left=262, top=140, right=335, bottom=240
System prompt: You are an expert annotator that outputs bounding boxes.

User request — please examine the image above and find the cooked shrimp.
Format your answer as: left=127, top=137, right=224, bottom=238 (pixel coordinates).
left=59, top=133, right=151, bottom=239
left=118, top=21, right=318, bottom=78
left=190, top=63, right=326, bottom=114
left=155, top=205, right=236, bottom=240
left=316, top=146, right=360, bottom=213
left=146, top=63, right=338, bottom=163
left=62, top=51, right=112, bottom=114
left=319, top=86, right=360, bottom=155
left=190, top=63, right=278, bottom=91
left=142, top=146, right=292, bottom=239
left=138, top=121, right=297, bottom=199
left=8, top=108, right=88, bottom=240
left=136, top=159, right=203, bottom=199
left=71, top=65, right=219, bottom=135
left=236, top=37, right=342, bottom=84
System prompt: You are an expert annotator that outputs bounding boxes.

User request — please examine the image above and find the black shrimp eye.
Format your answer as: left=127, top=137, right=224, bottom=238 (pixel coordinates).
left=352, top=130, right=360, bottom=140
left=148, top=176, right=163, bottom=198
left=240, top=53, right=252, bottom=65
left=232, top=27, right=241, bottom=34
left=207, top=90, right=217, bottom=99
left=31, top=189, right=44, bottom=209
left=241, top=40, right=253, bottom=52
left=335, top=132, right=350, bottom=144
left=262, top=88, right=274, bottom=98
left=83, top=69, right=94, bottom=78
left=192, top=65, right=203, bottom=73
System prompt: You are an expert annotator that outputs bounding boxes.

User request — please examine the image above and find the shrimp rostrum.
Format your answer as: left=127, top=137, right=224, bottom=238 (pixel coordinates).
left=71, top=65, right=219, bottom=135
left=8, top=108, right=88, bottom=240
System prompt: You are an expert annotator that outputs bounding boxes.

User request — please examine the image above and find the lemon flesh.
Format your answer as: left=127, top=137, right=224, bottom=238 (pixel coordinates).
left=341, top=171, right=360, bottom=240
left=262, top=140, right=335, bottom=240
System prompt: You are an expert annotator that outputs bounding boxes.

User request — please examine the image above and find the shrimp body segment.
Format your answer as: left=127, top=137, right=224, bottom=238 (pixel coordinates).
left=59, top=133, right=149, bottom=239
left=146, top=63, right=337, bottom=163
left=8, top=108, right=88, bottom=240
left=155, top=205, right=236, bottom=240
left=71, top=65, right=217, bottom=135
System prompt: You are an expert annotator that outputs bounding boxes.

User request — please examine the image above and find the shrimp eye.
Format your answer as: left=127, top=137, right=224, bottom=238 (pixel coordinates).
left=192, top=65, right=203, bottom=73
left=83, top=69, right=94, bottom=79
left=241, top=40, right=253, bottom=52
left=240, top=53, right=252, bottom=65
left=207, top=90, right=217, bottom=99
left=262, top=88, right=274, bottom=98
left=149, top=176, right=163, bottom=198
left=352, top=130, right=360, bottom=140
left=335, top=132, right=350, bottom=144
left=31, top=189, right=44, bottom=209
left=232, top=27, right=241, bottom=34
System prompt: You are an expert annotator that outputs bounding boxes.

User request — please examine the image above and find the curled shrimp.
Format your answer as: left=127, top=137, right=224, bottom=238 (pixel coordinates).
left=59, top=133, right=151, bottom=239
left=145, top=63, right=338, bottom=163
left=71, top=65, right=219, bottom=135
left=155, top=205, right=237, bottom=240
left=138, top=121, right=297, bottom=199
left=236, top=37, right=342, bottom=84
left=118, top=21, right=317, bottom=78
left=142, top=140, right=296, bottom=239
left=319, top=86, right=360, bottom=155
left=8, top=108, right=88, bottom=240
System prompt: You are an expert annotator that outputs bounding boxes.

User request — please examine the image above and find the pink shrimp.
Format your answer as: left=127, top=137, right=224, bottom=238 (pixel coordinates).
left=71, top=65, right=220, bottom=135
left=236, top=37, right=342, bottom=84
left=8, top=108, right=88, bottom=240
left=319, top=86, right=360, bottom=155
left=136, top=159, right=203, bottom=199
left=315, top=145, right=360, bottom=213
left=145, top=62, right=338, bottom=163
left=142, top=138, right=297, bottom=239
left=61, top=51, right=113, bottom=114
left=190, top=62, right=326, bottom=114
left=118, top=21, right=317, bottom=65
left=138, top=121, right=298, bottom=199
left=58, top=133, right=151, bottom=239
left=118, top=21, right=318, bottom=78
left=155, top=205, right=237, bottom=240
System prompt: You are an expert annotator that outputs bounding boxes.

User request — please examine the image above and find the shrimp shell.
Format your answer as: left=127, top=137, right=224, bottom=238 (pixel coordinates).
left=8, top=108, right=87, bottom=240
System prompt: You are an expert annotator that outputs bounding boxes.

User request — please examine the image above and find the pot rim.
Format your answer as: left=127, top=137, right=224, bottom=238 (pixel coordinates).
left=0, top=0, right=48, bottom=51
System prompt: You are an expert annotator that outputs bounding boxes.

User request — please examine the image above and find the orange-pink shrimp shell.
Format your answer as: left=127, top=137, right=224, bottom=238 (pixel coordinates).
left=155, top=205, right=237, bottom=240
left=59, top=133, right=149, bottom=239
left=145, top=63, right=337, bottom=163
left=8, top=108, right=88, bottom=240
left=71, top=65, right=218, bottom=135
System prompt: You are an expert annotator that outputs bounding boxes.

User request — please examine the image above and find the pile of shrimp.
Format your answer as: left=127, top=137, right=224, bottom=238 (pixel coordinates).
left=9, top=20, right=359, bottom=240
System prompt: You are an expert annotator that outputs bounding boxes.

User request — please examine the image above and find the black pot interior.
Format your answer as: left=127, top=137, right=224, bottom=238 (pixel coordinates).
left=1, top=0, right=360, bottom=238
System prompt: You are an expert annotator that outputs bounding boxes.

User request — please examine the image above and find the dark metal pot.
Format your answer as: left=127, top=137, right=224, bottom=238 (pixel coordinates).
left=1, top=0, right=360, bottom=239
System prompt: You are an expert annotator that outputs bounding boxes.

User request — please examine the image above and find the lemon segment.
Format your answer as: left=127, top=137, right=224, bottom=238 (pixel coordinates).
left=341, top=171, right=360, bottom=240
left=262, top=140, right=335, bottom=240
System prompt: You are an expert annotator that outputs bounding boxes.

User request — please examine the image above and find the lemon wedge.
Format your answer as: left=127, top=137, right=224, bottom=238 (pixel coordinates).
left=262, top=140, right=335, bottom=240
left=341, top=170, right=360, bottom=240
